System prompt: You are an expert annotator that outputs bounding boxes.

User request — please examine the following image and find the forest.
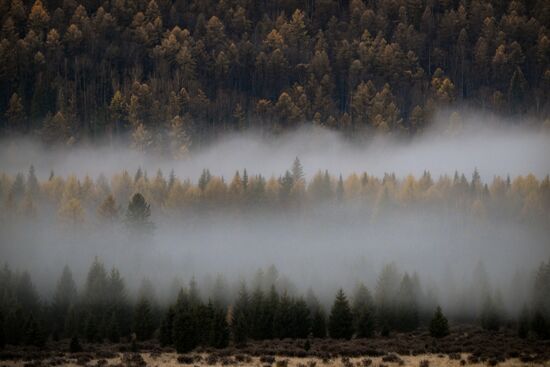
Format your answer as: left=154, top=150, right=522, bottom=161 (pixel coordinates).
left=0, top=0, right=550, bottom=364
left=0, top=0, right=549, bottom=152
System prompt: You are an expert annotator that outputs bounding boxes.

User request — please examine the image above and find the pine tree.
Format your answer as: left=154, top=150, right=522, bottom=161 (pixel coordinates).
left=159, top=307, right=175, bottom=346
left=231, top=284, right=250, bottom=345
left=517, top=307, right=530, bottom=339
left=0, top=310, right=5, bottom=349
left=125, top=193, right=154, bottom=232
left=24, top=314, right=46, bottom=347
left=352, top=284, right=376, bottom=338
left=173, top=305, right=198, bottom=353
left=133, top=297, right=155, bottom=341
left=209, top=306, right=229, bottom=348
left=311, top=308, right=326, bottom=338
left=328, top=289, right=353, bottom=339
left=429, top=306, right=449, bottom=338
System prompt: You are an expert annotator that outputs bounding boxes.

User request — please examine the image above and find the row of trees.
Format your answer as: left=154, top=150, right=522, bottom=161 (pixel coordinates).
left=0, top=0, right=549, bottom=148
left=1, top=257, right=549, bottom=349
left=1, top=160, right=549, bottom=224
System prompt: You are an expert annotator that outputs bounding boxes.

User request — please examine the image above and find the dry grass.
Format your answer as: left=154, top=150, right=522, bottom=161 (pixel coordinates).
left=1, top=353, right=550, bottom=367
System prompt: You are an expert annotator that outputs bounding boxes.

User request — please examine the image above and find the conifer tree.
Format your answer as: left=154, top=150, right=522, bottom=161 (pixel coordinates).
left=429, top=306, right=450, bottom=338
left=125, top=193, right=154, bottom=232
left=328, top=289, right=353, bottom=339
left=133, top=297, right=155, bottom=341
left=231, top=284, right=250, bottom=345
left=159, top=306, right=175, bottom=346
left=352, top=284, right=376, bottom=338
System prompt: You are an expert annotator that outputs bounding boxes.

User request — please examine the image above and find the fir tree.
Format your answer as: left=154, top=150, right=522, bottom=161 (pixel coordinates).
left=125, top=193, right=154, bottom=232
left=429, top=306, right=450, bottom=338
left=328, top=289, right=353, bottom=339
left=133, top=297, right=155, bottom=341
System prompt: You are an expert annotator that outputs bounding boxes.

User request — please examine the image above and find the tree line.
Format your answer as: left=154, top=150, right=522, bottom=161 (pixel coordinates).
left=0, top=0, right=549, bottom=150
left=0, top=257, right=549, bottom=350
left=1, top=159, right=549, bottom=225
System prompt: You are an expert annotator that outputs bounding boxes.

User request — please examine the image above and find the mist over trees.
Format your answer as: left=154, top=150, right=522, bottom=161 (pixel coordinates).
left=0, top=255, right=549, bottom=350
left=0, top=0, right=549, bottom=151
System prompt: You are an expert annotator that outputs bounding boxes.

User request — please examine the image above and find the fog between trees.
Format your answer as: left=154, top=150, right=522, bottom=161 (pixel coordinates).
left=0, top=119, right=548, bottom=325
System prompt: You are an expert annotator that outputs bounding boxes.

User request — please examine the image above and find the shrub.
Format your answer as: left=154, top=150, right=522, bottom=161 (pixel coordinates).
left=419, top=360, right=429, bottom=367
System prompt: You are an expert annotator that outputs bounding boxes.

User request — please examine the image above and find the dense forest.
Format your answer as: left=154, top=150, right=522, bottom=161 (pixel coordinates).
left=1, top=160, right=549, bottom=224
left=0, top=0, right=549, bottom=151
left=0, top=256, right=549, bottom=351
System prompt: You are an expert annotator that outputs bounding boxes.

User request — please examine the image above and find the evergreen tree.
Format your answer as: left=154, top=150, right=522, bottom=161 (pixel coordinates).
left=429, top=306, right=450, bottom=338
left=133, top=297, right=155, bottom=341
left=311, top=308, right=326, bottom=338
left=24, top=314, right=46, bottom=347
left=517, top=307, right=530, bottom=339
left=159, top=307, right=175, bottom=346
left=0, top=310, right=4, bottom=349
left=125, top=193, right=154, bottom=232
left=328, top=289, right=353, bottom=339
left=396, top=273, right=419, bottom=332
left=480, top=295, right=500, bottom=331
left=173, top=304, right=198, bottom=353
left=352, top=283, right=376, bottom=338
left=231, top=284, right=250, bottom=345
left=209, top=305, right=229, bottom=348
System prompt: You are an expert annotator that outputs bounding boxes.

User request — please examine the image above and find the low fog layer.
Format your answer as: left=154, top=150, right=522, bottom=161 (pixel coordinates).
left=1, top=114, right=549, bottom=182
left=0, top=115, right=549, bottom=319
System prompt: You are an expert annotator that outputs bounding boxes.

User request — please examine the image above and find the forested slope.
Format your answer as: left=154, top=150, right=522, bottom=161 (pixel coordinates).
left=0, top=0, right=549, bottom=151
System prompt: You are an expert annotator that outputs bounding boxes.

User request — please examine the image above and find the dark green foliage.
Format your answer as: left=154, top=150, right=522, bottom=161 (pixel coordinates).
left=5, top=307, right=25, bottom=345
left=531, top=311, right=549, bottom=339
left=311, top=308, right=327, bottom=338
left=429, top=306, right=450, bottom=338
left=0, top=310, right=4, bottom=349
left=231, top=285, right=250, bottom=345
left=517, top=307, right=530, bottom=339
left=396, top=274, right=419, bottom=332
left=125, top=193, right=154, bottom=231
left=159, top=307, right=175, bottom=346
left=273, top=292, right=294, bottom=339
left=352, top=284, right=376, bottom=338
left=328, top=289, right=353, bottom=340
left=208, top=306, right=230, bottom=348
left=51, top=265, right=77, bottom=339
left=133, top=297, right=155, bottom=341
left=480, top=296, right=501, bottom=332
left=24, top=314, right=46, bottom=347
left=173, top=306, right=198, bottom=353
left=291, top=298, right=311, bottom=338
left=107, top=312, right=120, bottom=343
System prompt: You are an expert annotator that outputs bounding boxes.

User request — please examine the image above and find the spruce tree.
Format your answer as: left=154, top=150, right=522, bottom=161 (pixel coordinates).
left=0, top=311, right=4, bottom=349
left=352, top=284, right=376, bottom=338
left=291, top=298, right=311, bottom=338
left=209, top=306, right=230, bottom=348
left=429, top=306, right=449, bottom=338
left=133, top=297, right=155, bottom=341
left=517, top=307, right=530, bottom=339
left=311, top=308, right=327, bottom=338
left=125, top=193, right=154, bottom=232
left=159, top=307, right=175, bottom=346
left=231, top=284, right=250, bottom=345
left=173, top=306, right=198, bottom=353
left=24, top=314, right=46, bottom=347
left=328, top=289, right=353, bottom=339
